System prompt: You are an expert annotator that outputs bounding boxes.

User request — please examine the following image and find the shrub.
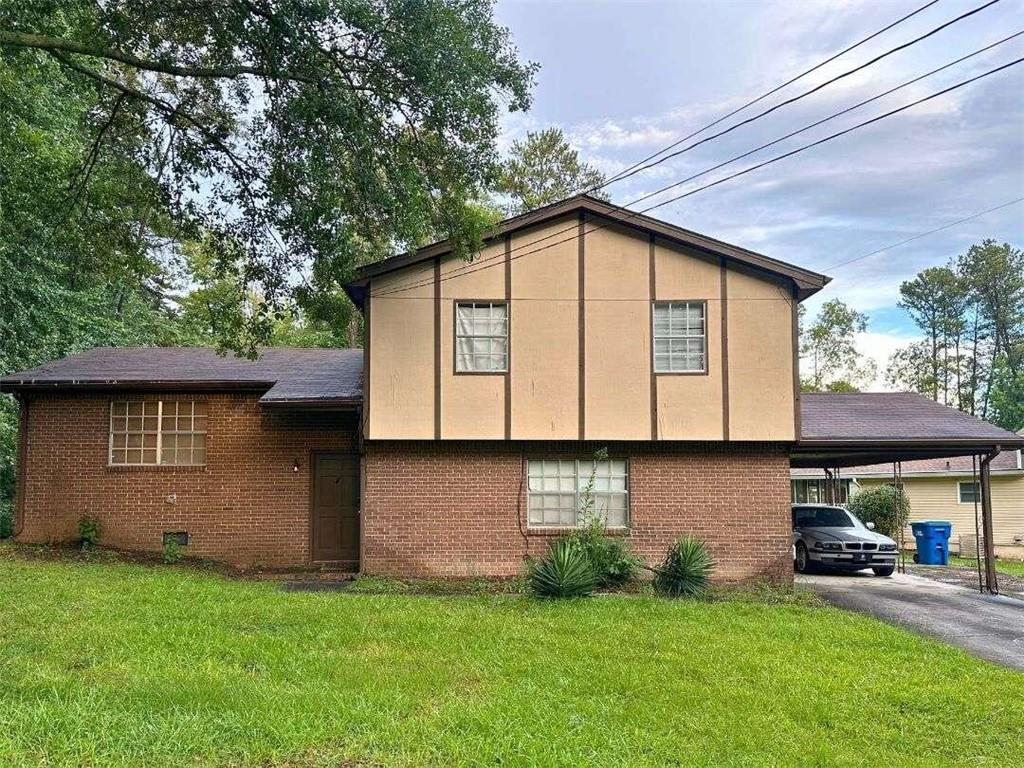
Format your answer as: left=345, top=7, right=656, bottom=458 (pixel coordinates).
left=78, top=516, right=100, bottom=548
left=653, top=537, right=713, bottom=598
left=567, top=519, right=642, bottom=587
left=848, top=484, right=910, bottom=538
left=162, top=538, right=184, bottom=564
left=0, top=503, right=12, bottom=539
left=528, top=539, right=597, bottom=598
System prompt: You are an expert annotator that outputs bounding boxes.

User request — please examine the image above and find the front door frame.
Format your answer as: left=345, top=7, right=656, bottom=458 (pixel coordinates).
left=309, top=450, right=361, bottom=568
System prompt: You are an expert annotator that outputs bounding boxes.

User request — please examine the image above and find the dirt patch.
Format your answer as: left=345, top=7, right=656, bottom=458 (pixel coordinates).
left=907, top=563, right=1024, bottom=598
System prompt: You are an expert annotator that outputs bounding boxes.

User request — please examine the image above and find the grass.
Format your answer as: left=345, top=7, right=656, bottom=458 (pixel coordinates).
left=1, top=544, right=1022, bottom=767
left=949, top=555, right=1024, bottom=578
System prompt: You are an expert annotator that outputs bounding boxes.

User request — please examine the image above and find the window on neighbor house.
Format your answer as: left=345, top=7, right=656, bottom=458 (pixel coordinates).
left=653, top=301, right=706, bottom=373
left=527, top=459, right=629, bottom=528
left=109, top=400, right=208, bottom=466
left=791, top=478, right=851, bottom=505
left=958, top=482, right=981, bottom=504
left=455, top=301, right=508, bottom=373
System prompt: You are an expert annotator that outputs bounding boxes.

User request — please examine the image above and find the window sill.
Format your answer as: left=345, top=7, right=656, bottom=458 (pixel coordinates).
left=106, top=464, right=208, bottom=472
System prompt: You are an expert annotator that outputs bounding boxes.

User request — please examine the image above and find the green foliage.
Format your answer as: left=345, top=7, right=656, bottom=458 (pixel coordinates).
left=0, top=501, right=11, bottom=539
left=653, top=537, right=714, bottom=598
left=848, top=485, right=910, bottom=538
left=77, top=517, right=100, bottom=548
left=527, top=539, right=597, bottom=598
left=566, top=519, right=642, bottom=588
left=162, top=538, right=183, bottom=565
left=799, top=299, right=874, bottom=391
left=496, top=128, right=608, bottom=214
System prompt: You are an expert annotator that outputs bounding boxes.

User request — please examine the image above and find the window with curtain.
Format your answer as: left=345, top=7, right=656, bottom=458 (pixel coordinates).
left=455, top=301, right=508, bottom=372
left=527, top=459, right=629, bottom=528
left=109, top=400, right=208, bottom=466
left=653, top=301, right=706, bottom=372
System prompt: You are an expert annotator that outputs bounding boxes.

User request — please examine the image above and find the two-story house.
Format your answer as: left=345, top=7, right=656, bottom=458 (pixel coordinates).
left=3, top=195, right=837, bottom=582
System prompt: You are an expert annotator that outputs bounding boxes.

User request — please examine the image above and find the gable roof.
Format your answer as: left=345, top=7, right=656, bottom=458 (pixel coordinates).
left=343, top=194, right=831, bottom=308
left=0, top=347, right=363, bottom=406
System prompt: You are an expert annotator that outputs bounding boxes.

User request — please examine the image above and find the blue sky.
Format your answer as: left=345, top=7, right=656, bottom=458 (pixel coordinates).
left=493, top=0, right=1024, bottom=387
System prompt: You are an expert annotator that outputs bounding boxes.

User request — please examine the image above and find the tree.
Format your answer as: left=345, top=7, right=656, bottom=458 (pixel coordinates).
left=496, top=128, right=607, bottom=214
left=799, top=299, right=875, bottom=391
left=897, top=267, right=960, bottom=402
left=1, top=0, right=536, bottom=352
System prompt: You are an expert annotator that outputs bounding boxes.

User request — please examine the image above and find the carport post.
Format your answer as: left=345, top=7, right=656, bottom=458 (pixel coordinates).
left=980, top=449, right=1000, bottom=595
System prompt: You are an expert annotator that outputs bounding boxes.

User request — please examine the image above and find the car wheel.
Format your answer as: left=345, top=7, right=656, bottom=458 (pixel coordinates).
left=873, top=566, right=895, bottom=577
left=795, top=542, right=812, bottom=574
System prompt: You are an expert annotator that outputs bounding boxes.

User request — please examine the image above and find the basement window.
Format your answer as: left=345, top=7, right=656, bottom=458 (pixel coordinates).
left=527, top=459, right=628, bottom=528
left=455, top=301, right=508, bottom=373
left=109, top=400, right=208, bottom=466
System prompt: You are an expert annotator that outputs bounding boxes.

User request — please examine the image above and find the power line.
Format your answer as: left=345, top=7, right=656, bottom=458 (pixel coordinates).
left=601, top=0, right=1002, bottom=190
left=373, top=55, right=1023, bottom=298
left=601, top=0, right=943, bottom=188
left=375, top=4, right=1008, bottom=299
left=824, top=197, right=1024, bottom=271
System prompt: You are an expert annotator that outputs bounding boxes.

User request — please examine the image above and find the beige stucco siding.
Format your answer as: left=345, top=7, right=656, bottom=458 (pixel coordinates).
left=654, top=241, right=724, bottom=440
left=858, top=475, right=1024, bottom=549
left=440, top=243, right=505, bottom=439
left=368, top=265, right=435, bottom=438
left=584, top=223, right=650, bottom=439
left=726, top=268, right=795, bottom=440
left=510, top=218, right=580, bottom=439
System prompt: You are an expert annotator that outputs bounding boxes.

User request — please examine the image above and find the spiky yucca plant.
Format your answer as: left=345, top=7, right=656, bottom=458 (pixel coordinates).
left=653, top=537, right=713, bottom=597
left=528, top=539, right=598, bottom=598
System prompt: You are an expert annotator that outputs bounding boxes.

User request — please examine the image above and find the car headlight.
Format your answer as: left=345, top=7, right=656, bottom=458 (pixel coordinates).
left=880, top=543, right=897, bottom=551
left=815, top=541, right=842, bottom=551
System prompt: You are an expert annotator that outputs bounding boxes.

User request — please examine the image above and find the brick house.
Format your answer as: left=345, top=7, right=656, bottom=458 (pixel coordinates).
left=4, top=196, right=1021, bottom=583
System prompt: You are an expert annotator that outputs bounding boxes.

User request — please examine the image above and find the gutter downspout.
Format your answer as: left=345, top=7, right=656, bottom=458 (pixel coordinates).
left=980, top=447, right=1000, bottom=595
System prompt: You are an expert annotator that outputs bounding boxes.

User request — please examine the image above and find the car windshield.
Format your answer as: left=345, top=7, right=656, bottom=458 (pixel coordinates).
left=795, top=507, right=856, bottom=528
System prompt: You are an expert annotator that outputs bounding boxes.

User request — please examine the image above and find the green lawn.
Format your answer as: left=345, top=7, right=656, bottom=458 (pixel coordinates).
left=949, top=555, right=1024, bottom=578
left=1, top=545, right=1022, bottom=767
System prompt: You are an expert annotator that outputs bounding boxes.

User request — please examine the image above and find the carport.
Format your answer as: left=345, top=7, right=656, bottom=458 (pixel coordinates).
left=792, top=393, right=1024, bottom=595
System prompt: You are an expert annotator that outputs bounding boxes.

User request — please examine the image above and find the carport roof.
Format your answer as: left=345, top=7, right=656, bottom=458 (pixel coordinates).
left=794, top=393, right=1024, bottom=468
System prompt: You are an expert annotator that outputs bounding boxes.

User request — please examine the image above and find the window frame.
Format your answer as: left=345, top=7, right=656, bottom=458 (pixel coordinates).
left=958, top=481, right=981, bottom=504
left=453, top=299, right=510, bottom=375
left=651, top=299, right=709, bottom=375
left=526, top=457, right=630, bottom=530
left=108, top=399, right=208, bottom=468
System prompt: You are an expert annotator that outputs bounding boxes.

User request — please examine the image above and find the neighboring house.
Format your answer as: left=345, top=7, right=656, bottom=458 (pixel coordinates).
left=4, top=195, right=1021, bottom=582
left=792, top=448, right=1024, bottom=559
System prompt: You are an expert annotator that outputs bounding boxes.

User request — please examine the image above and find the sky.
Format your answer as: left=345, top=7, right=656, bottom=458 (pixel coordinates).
left=493, top=0, right=1024, bottom=388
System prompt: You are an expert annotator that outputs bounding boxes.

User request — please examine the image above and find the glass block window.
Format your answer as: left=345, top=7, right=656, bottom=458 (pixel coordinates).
left=109, top=400, right=208, bottom=466
left=653, top=301, right=706, bottom=373
left=527, top=459, right=629, bottom=528
left=455, top=302, right=508, bottom=372
left=958, top=482, right=980, bottom=504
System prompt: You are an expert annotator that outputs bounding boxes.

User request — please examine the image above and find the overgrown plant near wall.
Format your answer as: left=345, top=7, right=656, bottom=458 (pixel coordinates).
left=847, top=485, right=910, bottom=538
left=77, top=516, right=100, bottom=549
left=527, top=539, right=597, bottom=598
left=653, top=537, right=714, bottom=598
left=0, top=501, right=11, bottom=539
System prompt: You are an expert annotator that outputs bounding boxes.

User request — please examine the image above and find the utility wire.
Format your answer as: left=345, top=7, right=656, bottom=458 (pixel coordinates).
left=373, top=55, right=1023, bottom=298
left=375, top=2, right=1007, bottom=298
left=824, top=197, right=1024, bottom=271
left=600, top=0, right=943, bottom=187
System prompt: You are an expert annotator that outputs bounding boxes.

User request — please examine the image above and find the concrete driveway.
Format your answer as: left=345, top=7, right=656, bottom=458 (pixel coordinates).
left=799, top=571, right=1024, bottom=671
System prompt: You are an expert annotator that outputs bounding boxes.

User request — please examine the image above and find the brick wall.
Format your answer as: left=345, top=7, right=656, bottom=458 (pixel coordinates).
left=363, top=441, right=793, bottom=584
left=15, top=392, right=357, bottom=566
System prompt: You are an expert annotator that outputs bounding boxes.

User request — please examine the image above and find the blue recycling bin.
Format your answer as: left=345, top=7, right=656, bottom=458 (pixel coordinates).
left=911, top=520, right=952, bottom=565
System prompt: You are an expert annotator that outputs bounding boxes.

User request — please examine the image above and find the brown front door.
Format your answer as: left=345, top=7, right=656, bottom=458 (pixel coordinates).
left=311, top=453, right=359, bottom=566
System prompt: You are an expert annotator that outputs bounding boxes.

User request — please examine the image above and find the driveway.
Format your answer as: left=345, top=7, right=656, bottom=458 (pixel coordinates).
left=799, top=571, right=1024, bottom=671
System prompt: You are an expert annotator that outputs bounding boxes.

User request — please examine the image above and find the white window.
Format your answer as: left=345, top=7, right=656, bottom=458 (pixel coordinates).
left=455, top=302, right=508, bottom=373
left=109, top=400, right=208, bottom=466
left=527, top=459, right=629, bottom=528
left=958, top=482, right=980, bottom=504
left=653, top=301, right=706, bottom=373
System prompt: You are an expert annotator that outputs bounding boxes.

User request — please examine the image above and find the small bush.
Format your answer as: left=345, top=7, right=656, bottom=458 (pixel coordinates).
left=78, top=516, right=100, bottom=548
left=653, top=537, right=713, bottom=598
left=162, top=538, right=183, bottom=564
left=568, top=519, right=642, bottom=587
left=848, top=484, right=910, bottom=538
left=0, top=503, right=12, bottom=539
left=528, top=539, right=597, bottom=598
